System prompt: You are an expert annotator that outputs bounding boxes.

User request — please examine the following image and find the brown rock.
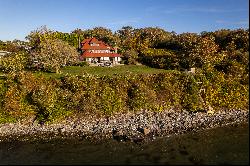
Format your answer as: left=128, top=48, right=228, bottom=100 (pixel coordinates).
left=143, top=128, right=150, bottom=135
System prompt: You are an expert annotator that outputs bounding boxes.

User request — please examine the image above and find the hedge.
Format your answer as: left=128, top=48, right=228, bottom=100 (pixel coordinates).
left=0, top=70, right=248, bottom=123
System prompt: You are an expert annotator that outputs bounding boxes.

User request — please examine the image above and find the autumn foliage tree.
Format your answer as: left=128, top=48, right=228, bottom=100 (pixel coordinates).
left=174, top=33, right=220, bottom=69
left=123, top=49, right=139, bottom=65
left=26, top=25, right=53, bottom=49
left=116, top=27, right=171, bottom=53
left=83, top=27, right=119, bottom=47
left=25, top=25, right=248, bottom=76
left=0, top=52, right=28, bottom=73
left=31, top=38, right=79, bottom=73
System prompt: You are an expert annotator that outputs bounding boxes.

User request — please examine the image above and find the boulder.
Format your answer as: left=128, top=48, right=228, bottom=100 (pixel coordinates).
left=137, top=127, right=150, bottom=135
left=143, top=128, right=151, bottom=135
left=58, top=127, right=65, bottom=133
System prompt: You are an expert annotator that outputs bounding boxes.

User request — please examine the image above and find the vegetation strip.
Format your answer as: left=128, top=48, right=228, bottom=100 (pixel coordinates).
left=0, top=27, right=248, bottom=142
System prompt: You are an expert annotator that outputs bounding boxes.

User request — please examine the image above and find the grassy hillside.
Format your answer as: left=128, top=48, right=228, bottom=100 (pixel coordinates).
left=33, top=65, right=173, bottom=79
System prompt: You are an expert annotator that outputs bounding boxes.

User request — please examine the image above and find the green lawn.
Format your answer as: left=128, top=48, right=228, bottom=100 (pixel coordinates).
left=33, top=65, right=174, bottom=78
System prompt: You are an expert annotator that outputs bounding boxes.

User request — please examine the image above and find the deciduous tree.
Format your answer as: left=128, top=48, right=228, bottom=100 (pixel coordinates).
left=31, top=38, right=79, bottom=73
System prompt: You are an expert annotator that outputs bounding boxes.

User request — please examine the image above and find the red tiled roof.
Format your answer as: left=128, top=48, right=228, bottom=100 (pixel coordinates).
left=81, top=45, right=114, bottom=50
left=89, top=37, right=102, bottom=44
left=82, top=52, right=122, bottom=58
left=80, top=37, right=122, bottom=58
left=81, top=37, right=114, bottom=50
left=81, top=38, right=91, bottom=44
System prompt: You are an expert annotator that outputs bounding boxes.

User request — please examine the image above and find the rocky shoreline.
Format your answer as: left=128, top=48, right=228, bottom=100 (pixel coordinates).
left=0, top=109, right=248, bottom=143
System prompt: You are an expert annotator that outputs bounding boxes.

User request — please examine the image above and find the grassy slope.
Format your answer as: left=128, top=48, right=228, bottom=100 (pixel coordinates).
left=33, top=65, right=173, bottom=78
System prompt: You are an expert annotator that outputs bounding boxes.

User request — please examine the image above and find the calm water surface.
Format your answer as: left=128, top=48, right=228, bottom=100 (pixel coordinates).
left=0, top=123, right=248, bottom=165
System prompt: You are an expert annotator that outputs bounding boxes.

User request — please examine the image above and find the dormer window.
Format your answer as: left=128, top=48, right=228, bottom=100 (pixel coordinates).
left=90, top=43, right=99, bottom=46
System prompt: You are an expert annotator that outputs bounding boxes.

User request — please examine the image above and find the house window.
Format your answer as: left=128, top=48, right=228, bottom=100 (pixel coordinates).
left=104, top=57, right=109, bottom=61
left=90, top=43, right=99, bottom=46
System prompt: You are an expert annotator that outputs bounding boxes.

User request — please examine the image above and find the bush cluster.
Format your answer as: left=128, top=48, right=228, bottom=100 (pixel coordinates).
left=0, top=71, right=248, bottom=123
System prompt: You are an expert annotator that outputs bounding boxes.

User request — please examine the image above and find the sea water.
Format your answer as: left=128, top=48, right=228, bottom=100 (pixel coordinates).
left=0, top=122, right=248, bottom=165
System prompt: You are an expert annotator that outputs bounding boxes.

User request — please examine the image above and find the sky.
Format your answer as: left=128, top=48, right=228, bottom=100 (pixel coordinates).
left=0, top=0, right=249, bottom=41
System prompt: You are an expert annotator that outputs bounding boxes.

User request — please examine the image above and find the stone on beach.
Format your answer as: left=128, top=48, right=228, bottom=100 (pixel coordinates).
left=0, top=109, right=248, bottom=142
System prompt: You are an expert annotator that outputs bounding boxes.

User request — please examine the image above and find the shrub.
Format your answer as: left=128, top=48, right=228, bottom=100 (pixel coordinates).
left=0, top=70, right=248, bottom=123
left=0, top=52, right=28, bottom=73
left=77, top=61, right=89, bottom=67
left=180, top=74, right=203, bottom=112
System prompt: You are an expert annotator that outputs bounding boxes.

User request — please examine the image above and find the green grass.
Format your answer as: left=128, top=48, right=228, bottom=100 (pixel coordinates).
left=33, top=65, right=174, bottom=78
